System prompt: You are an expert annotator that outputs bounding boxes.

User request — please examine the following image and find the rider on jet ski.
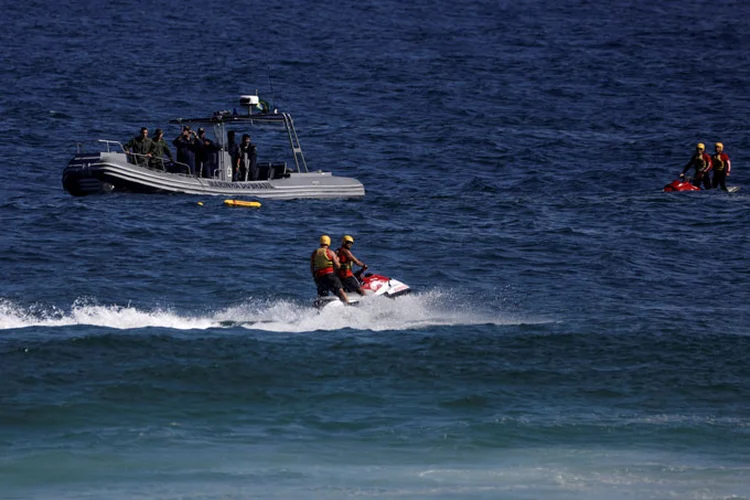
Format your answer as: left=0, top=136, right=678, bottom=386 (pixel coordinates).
left=311, top=235, right=350, bottom=304
left=336, top=235, right=368, bottom=295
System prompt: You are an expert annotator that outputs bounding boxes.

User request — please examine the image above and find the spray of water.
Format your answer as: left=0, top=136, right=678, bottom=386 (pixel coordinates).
left=0, top=290, right=535, bottom=333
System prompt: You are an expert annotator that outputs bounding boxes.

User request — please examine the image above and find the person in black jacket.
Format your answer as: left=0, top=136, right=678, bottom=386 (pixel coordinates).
left=237, top=134, right=258, bottom=181
left=173, top=126, right=198, bottom=176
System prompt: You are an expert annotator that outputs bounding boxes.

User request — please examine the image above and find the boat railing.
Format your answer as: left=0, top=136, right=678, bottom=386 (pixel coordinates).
left=97, top=139, right=126, bottom=153
left=125, top=152, right=194, bottom=176
left=75, top=140, right=126, bottom=155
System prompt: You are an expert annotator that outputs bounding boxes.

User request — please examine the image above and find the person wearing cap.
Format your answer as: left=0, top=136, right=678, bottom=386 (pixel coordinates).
left=336, top=235, right=368, bottom=295
left=149, top=128, right=173, bottom=171
left=236, top=134, right=258, bottom=181
left=680, top=143, right=712, bottom=189
left=173, top=125, right=198, bottom=176
left=711, top=142, right=731, bottom=191
left=310, top=235, right=350, bottom=304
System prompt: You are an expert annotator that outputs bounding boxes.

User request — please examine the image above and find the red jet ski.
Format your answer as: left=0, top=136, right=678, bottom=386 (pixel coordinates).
left=664, top=178, right=700, bottom=192
left=313, top=268, right=411, bottom=308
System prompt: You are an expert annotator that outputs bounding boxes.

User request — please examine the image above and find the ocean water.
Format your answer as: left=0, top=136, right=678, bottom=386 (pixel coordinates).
left=2, top=0, right=750, bottom=498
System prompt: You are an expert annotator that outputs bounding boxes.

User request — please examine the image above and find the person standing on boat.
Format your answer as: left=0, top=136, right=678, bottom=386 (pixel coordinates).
left=125, top=127, right=154, bottom=166
left=237, top=134, right=258, bottom=181
left=195, top=128, right=219, bottom=178
left=173, top=126, right=198, bottom=176
left=711, top=142, right=731, bottom=191
left=336, top=235, right=367, bottom=295
left=680, top=143, right=712, bottom=189
left=227, top=131, right=240, bottom=181
left=311, top=235, right=350, bottom=304
left=149, top=128, right=173, bottom=171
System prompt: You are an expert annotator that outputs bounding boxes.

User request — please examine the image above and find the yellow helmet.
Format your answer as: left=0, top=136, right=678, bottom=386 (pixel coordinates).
left=697, top=143, right=705, bottom=150
left=320, top=235, right=331, bottom=246
left=715, top=142, right=724, bottom=151
left=342, top=235, right=354, bottom=244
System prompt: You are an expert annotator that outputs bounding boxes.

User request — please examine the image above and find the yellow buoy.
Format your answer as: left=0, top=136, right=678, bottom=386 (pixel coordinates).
left=224, top=199, right=261, bottom=208
left=197, top=201, right=204, bottom=206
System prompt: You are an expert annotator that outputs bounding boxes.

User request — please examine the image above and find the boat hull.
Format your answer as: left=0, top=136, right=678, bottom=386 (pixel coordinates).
left=62, top=152, right=365, bottom=200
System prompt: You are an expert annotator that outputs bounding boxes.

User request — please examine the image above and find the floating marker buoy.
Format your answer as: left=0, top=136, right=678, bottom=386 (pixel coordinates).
left=224, top=199, right=261, bottom=208
left=197, top=201, right=204, bottom=206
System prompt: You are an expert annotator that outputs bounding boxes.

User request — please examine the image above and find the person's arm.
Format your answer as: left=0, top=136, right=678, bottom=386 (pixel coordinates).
left=724, top=154, right=731, bottom=175
left=310, top=251, right=317, bottom=277
left=702, top=153, right=712, bottom=172
left=342, top=248, right=366, bottom=268
left=681, top=156, right=694, bottom=175
left=329, top=249, right=342, bottom=271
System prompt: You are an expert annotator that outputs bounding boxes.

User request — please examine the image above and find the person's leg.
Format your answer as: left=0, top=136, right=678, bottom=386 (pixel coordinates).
left=331, top=276, right=349, bottom=303
left=713, top=170, right=727, bottom=191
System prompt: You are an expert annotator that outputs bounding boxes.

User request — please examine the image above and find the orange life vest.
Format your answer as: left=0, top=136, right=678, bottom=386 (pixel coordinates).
left=336, top=247, right=354, bottom=278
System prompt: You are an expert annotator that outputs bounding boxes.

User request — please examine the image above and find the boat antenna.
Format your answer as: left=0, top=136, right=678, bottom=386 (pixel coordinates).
left=267, top=62, right=276, bottom=110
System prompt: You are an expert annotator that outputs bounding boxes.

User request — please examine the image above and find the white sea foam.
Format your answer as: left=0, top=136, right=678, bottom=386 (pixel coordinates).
left=0, top=290, right=540, bottom=333
left=0, top=298, right=215, bottom=331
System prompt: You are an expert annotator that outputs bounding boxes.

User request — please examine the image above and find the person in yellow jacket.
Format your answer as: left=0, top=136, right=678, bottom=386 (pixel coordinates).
left=310, top=235, right=349, bottom=304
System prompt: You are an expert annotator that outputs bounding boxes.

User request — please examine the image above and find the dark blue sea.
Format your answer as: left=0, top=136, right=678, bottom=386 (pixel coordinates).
left=2, top=0, right=750, bottom=498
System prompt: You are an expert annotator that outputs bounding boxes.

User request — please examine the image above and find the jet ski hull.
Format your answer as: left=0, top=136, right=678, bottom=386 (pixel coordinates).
left=313, top=271, right=411, bottom=309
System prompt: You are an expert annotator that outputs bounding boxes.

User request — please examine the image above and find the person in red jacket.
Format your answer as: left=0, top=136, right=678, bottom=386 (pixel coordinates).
left=310, top=235, right=349, bottom=303
left=336, top=235, right=368, bottom=295
left=680, top=143, right=712, bottom=189
left=711, top=142, right=731, bottom=191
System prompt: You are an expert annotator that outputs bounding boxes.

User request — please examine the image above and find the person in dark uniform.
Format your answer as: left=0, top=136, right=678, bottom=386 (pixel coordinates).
left=195, top=128, right=219, bottom=178
left=237, top=134, right=258, bottom=181
left=149, top=128, right=173, bottom=171
left=336, top=235, right=367, bottom=295
left=125, top=127, right=154, bottom=166
left=173, top=126, right=198, bottom=176
left=310, top=235, right=350, bottom=304
left=172, top=126, right=195, bottom=174
left=680, top=143, right=712, bottom=189
left=711, top=142, right=732, bottom=191
left=227, top=130, right=240, bottom=181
